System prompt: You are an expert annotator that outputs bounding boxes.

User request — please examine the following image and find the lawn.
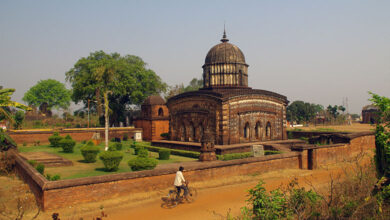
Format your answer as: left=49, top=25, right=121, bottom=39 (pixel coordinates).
left=18, top=141, right=197, bottom=180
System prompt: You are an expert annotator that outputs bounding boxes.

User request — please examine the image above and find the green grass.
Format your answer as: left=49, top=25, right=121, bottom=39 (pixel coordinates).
left=18, top=141, right=196, bottom=180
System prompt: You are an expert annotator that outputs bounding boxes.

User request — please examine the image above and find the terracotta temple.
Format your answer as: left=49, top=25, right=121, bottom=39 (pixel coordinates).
left=166, top=31, right=289, bottom=145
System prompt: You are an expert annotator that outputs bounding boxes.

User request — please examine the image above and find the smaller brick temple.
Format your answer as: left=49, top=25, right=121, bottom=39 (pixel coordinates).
left=134, top=95, right=169, bottom=141
left=362, top=105, right=379, bottom=124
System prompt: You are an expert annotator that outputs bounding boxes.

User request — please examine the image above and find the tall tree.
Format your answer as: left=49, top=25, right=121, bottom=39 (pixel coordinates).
left=66, top=51, right=167, bottom=149
left=22, top=79, right=71, bottom=111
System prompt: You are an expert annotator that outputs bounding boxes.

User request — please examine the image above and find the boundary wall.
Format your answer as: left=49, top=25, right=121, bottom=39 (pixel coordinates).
left=12, top=132, right=375, bottom=210
left=8, top=127, right=142, bottom=145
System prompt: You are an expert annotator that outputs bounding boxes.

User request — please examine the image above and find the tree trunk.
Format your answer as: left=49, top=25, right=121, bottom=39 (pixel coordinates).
left=104, top=92, right=109, bottom=151
left=96, top=88, right=102, bottom=118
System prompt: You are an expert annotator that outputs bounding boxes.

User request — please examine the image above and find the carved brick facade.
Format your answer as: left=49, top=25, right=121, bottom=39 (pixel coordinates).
left=167, top=32, right=288, bottom=145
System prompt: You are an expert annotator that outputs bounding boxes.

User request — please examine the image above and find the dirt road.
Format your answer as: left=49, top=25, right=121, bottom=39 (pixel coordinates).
left=105, top=167, right=345, bottom=220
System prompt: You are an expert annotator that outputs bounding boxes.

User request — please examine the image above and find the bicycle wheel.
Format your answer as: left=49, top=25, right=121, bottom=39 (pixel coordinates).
left=185, top=187, right=198, bottom=203
left=161, top=191, right=178, bottom=208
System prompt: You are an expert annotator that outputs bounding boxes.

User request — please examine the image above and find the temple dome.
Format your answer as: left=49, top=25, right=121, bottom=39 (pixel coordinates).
left=142, top=95, right=165, bottom=105
left=202, top=31, right=249, bottom=88
left=205, top=41, right=246, bottom=65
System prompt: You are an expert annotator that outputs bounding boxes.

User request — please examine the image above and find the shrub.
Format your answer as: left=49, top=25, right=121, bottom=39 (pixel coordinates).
left=27, top=160, right=37, bottom=167
left=36, top=163, right=44, bottom=174
left=158, top=149, right=171, bottom=160
left=23, top=142, right=27, bottom=147
left=123, top=134, right=128, bottom=141
left=128, top=157, right=157, bottom=171
left=134, top=145, right=144, bottom=155
left=138, top=148, right=149, bottom=158
left=59, top=135, right=76, bottom=153
left=99, top=151, right=123, bottom=171
left=130, top=141, right=137, bottom=149
left=48, top=132, right=63, bottom=147
left=114, top=142, right=122, bottom=151
left=46, top=174, right=61, bottom=181
left=80, top=141, right=100, bottom=163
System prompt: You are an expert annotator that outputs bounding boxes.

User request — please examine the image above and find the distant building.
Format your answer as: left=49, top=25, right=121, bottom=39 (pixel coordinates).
left=362, top=105, right=379, bottom=124
left=134, top=95, right=169, bottom=141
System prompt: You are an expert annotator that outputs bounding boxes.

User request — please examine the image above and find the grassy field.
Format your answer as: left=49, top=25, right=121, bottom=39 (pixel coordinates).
left=287, top=123, right=375, bottom=133
left=18, top=141, right=196, bottom=180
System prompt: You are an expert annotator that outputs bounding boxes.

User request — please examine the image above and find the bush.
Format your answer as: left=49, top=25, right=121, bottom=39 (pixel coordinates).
left=80, top=141, right=100, bottom=163
left=99, top=151, right=123, bottom=171
left=59, top=135, right=76, bottom=153
left=48, top=132, right=63, bottom=147
left=123, top=134, right=128, bottom=141
left=128, top=157, right=157, bottom=171
left=158, top=149, right=171, bottom=160
left=114, top=142, right=122, bottom=151
left=134, top=145, right=144, bottom=155
left=138, top=148, right=149, bottom=158
left=36, top=163, right=44, bottom=174
left=46, top=174, right=61, bottom=181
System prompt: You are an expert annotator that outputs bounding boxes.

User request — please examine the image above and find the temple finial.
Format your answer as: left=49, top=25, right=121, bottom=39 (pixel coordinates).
left=221, top=22, right=229, bottom=42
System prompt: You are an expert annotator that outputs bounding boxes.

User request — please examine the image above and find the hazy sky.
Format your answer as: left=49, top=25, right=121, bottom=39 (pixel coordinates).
left=1, top=0, right=389, bottom=114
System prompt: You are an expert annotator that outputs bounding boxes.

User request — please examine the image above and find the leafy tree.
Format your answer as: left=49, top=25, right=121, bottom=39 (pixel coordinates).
left=22, top=79, right=71, bottom=111
left=287, top=101, right=323, bottom=124
left=66, top=51, right=166, bottom=122
left=66, top=51, right=167, bottom=150
left=370, top=92, right=390, bottom=180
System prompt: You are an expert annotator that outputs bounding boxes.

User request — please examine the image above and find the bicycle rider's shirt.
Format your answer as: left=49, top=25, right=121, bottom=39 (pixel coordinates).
left=174, top=171, right=185, bottom=186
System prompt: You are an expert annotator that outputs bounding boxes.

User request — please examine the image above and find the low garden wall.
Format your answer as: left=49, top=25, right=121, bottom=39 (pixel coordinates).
left=8, top=127, right=142, bottom=145
left=12, top=131, right=375, bottom=211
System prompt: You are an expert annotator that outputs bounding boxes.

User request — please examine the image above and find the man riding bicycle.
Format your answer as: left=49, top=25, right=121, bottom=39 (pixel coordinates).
left=174, top=166, right=188, bottom=197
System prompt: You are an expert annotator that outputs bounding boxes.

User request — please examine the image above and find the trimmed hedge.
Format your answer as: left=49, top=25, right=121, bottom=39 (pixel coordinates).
left=114, top=142, right=122, bottom=151
left=80, top=141, right=100, bottom=163
left=138, top=148, right=149, bottom=158
left=158, top=149, right=171, bottom=160
left=128, top=157, right=157, bottom=171
left=48, top=132, right=63, bottom=148
left=217, top=152, right=253, bottom=161
left=264, top=150, right=281, bottom=155
left=99, top=151, right=123, bottom=171
left=135, top=143, right=200, bottom=158
left=59, top=135, right=76, bottom=153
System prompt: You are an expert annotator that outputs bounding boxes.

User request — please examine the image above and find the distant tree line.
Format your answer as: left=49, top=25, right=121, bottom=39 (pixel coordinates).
left=287, top=100, right=351, bottom=125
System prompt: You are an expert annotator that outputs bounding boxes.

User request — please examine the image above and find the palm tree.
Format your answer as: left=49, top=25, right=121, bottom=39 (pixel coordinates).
left=0, top=87, right=31, bottom=151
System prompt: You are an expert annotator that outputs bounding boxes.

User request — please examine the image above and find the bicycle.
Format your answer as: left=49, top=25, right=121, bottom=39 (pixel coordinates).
left=161, top=182, right=198, bottom=208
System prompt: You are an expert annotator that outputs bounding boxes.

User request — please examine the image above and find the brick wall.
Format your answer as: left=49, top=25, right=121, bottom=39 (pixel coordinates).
left=12, top=133, right=375, bottom=210
left=8, top=127, right=142, bottom=144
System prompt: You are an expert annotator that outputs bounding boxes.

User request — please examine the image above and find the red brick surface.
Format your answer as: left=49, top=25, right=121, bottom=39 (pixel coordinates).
left=9, top=127, right=142, bottom=144
left=12, top=133, right=375, bottom=211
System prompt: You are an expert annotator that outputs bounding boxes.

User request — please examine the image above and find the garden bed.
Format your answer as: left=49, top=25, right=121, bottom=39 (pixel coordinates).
left=18, top=141, right=196, bottom=180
